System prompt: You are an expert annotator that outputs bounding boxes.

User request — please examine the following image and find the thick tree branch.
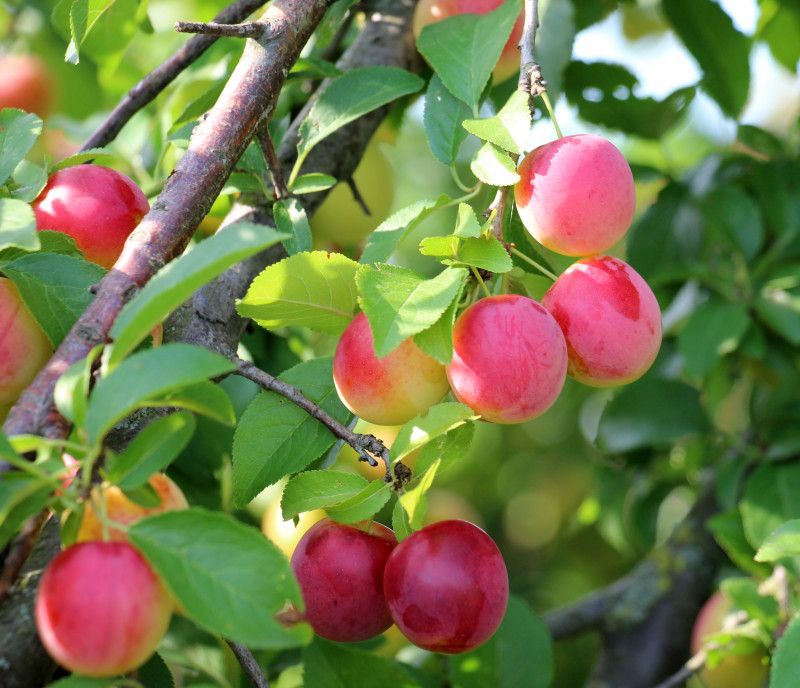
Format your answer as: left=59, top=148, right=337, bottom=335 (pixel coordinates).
left=81, top=0, right=269, bottom=152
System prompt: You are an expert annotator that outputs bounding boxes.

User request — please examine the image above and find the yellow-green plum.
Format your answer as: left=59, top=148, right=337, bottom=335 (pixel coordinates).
left=333, top=311, right=451, bottom=426
left=0, top=278, right=52, bottom=422
left=689, top=591, right=768, bottom=688
left=541, top=256, right=662, bottom=387
left=514, top=134, right=635, bottom=257
left=446, top=294, right=567, bottom=424
left=32, top=164, right=150, bottom=270
left=35, top=541, right=172, bottom=677
left=413, top=0, right=524, bottom=84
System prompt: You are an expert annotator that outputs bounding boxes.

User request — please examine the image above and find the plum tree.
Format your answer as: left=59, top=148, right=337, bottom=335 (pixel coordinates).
left=689, top=591, right=769, bottom=688
left=541, top=255, right=662, bottom=387
left=35, top=540, right=172, bottom=677
left=75, top=472, right=189, bottom=544
left=290, top=517, right=398, bottom=642
left=0, top=277, right=52, bottom=423
left=32, top=164, right=150, bottom=270
left=412, top=0, right=523, bottom=84
left=333, top=311, right=451, bottom=426
left=383, top=519, right=508, bottom=654
left=446, top=294, right=567, bottom=423
left=310, top=140, right=395, bottom=247
left=514, top=134, right=636, bottom=257
left=0, top=54, right=55, bottom=118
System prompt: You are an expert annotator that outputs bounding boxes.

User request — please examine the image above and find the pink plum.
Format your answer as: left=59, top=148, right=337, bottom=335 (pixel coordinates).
left=514, top=134, right=636, bottom=257
left=541, top=255, right=662, bottom=387
left=333, top=311, right=451, bottom=426
left=383, top=519, right=508, bottom=654
left=32, top=164, right=149, bottom=270
left=35, top=541, right=172, bottom=677
left=290, top=517, right=398, bottom=643
left=445, top=294, right=567, bottom=424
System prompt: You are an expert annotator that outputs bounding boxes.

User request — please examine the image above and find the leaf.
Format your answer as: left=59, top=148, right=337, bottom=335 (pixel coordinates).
left=289, top=173, right=337, bottom=195
left=297, top=67, right=424, bottom=158
left=326, top=480, right=392, bottom=524
left=419, top=235, right=513, bottom=273
left=741, top=462, right=800, bottom=553
left=51, top=148, right=114, bottom=173
left=754, top=289, right=800, bottom=345
left=0, top=230, right=83, bottom=265
left=237, top=251, right=360, bottom=336
left=454, top=203, right=482, bottom=238
left=3, top=253, right=105, bottom=348
left=137, top=652, right=175, bottom=688
left=274, top=198, right=312, bottom=256
left=416, top=0, right=521, bottom=110
left=755, top=519, right=800, bottom=563
left=707, top=510, right=769, bottom=577
left=9, top=158, right=48, bottom=203
left=281, top=470, right=369, bottom=520
left=412, top=421, right=475, bottom=479
left=662, top=0, right=750, bottom=118
left=399, top=459, right=440, bottom=530
left=356, top=264, right=468, bottom=357
left=53, top=344, right=101, bottom=427
left=129, top=509, right=312, bottom=649
left=758, top=3, right=800, bottom=72
left=0, top=109, right=42, bottom=187
left=678, top=300, right=750, bottom=380
left=155, top=380, right=236, bottom=426
left=391, top=402, right=476, bottom=463
left=107, top=412, right=197, bottom=489
left=69, top=0, right=116, bottom=63
left=0, top=472, right=53, bottom=551
left=412, top=287, right=465, bottom=364
left=771, top=611, right=800, bottom=688
left=0, top=199, right=38, bottom=252
left=108, top=223, right=287, bottom=367
left=231, top=357, right=353, bottom=507
left=392, top=500, right=413, bottom=542
left=47, top=677, right=116, bottom=688
left=85, top=344, right=235, bottom=443
left=424, top=74, right=471, bottom=166
left=462, top=91, right=531, bottom=155
left=360, top=195, right=452, bottom=265
left=470, top=142, right=520, bottom=186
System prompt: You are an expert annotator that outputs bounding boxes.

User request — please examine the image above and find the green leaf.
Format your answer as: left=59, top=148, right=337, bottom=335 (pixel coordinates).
left=758, top=3, right=800, bottom=72
left=237, top=251, right=360, bottom=336
left=129, top=508, right=311, bottom=649
left=755, top=519, right=800, bottom=563
left=47, top=677, right=116, bottom=688
left=741, top=462, right=800, bottom=553
left=454, top=203, right=482, bottom=238
left=231, top=357, right=352, bottom=507
left=702, top=185, right=764, bottom=260
left=424, top=74, right=471, bottom=166
left=392, top=499, right=413, bottom=542
left=412, top=421, right=475, bottom=478
left=771, top=611, right=800, bottom=688
left=360, top=195, right=452, bottom=265
left=9, top=158, right=48, bottom=203
left=661, top=0, right=750, bottom=118
left=391, top=402, right=476, bottom=463
left=0, top=230, right=83, bottom=265
left=154, top=380, right=235, bottom=426
left=400, top=459, right=440, bottom=530
left=357, top=264, right=468, bottom=357
left=3, top=253, right=105, bottom=348
left=315, top=1, right=359, bottom=49
left=754, top=288, right=800, bottom=345
left=281, top=470, right=369, bottom=519
left=0, top=109, right=42, bottom=187
left=303, top=636, right=422, bottom=688
left=297, top=67, right=424, bottom=158
left=707, top=510, right=769, bottom=577
left=275, top=198, right=312, bottom=256
left=51, top=148, right=114, bottom=173
left=53, top=344, right=101, bottom=427
left=137, top=652, right=175, bottom=688
left=326, top=480, right=392, bottom=524
left=416, top=0, right=520, bottom=110
left=470, top=142, right=520, bottom=186
left=108, top=223, right=286, bottom=367
left=0, top=472, right=52, bottom=551
left=420, top=235, right=513, bottom=273
left=462, top=91, right=531, bottom=155
left=0, top=199, right=38, bottom=252
left=69, top=0, right=116, bottom=63
left=85, top=344, right=235, bottom=443
left=107, top=412, right=196, bottom=489
left=678, top=300, right=750, bottom=380
left=412, top=287, right=465, bottom=365
left=289, top=173, right=337, bottom=195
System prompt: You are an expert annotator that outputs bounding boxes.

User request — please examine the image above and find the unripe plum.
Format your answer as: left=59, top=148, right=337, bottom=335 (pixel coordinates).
left=541, top=255, right=662, bottom=387
left=413, top=0, right=524, bottom=84
left=514, top=134, right=635, bottom=257
left=0, top=54, right=56, bottom=117
left=35, top=541, right=172, bottom=677
left=383, top=519, right=508, bottom=654
left=445, top=294, right=567, bottom=424
left=290, top=517, right=398, bottom=643
left=76, top=473, right=188, bottom=544
left=689, top=591, right=768, bottom=688
left=32, top=164, right=150, bottom=269
left=0, top=277, right=52, bottom=422
left=333, top=311, right=451, bottom=426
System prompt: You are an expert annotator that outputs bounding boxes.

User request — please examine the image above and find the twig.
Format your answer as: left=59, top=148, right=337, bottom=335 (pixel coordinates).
left=0, top=511, right=47, bottom=609
left=345, top=177, right=372, bottom=216
left=232, top=357, right=392, bottom=480
left=81, top=0, right=269, bottom=151
left=256, top=127, right=288, bottom=199
left=651, top=658, right=703, bottom=688
left=174, top=20, right=272, bottom=40
left=227, top=641, right=270, bottom=688
left=518, top=0, right=546, bottom=97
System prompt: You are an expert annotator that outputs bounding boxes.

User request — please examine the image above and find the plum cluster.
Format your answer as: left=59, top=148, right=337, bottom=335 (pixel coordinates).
left=290, top=517, right=509, bottom=654
left=334, top=133, right=661, bottom=426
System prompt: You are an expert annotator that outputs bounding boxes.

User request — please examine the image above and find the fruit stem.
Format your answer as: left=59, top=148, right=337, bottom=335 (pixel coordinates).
left=471, top=266, right=492, bottom=298
left=540, top=91, right=563, bottom=139
left=509, top=245, right=559, bottom=281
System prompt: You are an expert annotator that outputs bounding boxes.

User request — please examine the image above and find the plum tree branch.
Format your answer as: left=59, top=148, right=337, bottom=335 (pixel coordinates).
left=81, top=0, right=269, bottom=152
left=174, top=20, right=272, bottom=39
left=227, top=641, right=271, bottom=688
left=518, top=0, right=545, bottom=97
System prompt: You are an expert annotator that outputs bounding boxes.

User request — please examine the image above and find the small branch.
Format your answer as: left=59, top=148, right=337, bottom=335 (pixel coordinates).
left=346, top=177, right=372, bottom=216
left=175, top=20, right=272, bottom=39
left=233, top=357, right=392, bottom=480
left=256, top=127, right=288, bottom=199
left=0, top=511, right=48, bottom=609
left=651, top=657, right=703, bottom=688
left=518, top=0, right=546, bottom=97
left=227, top=641, right=270, bottom=688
